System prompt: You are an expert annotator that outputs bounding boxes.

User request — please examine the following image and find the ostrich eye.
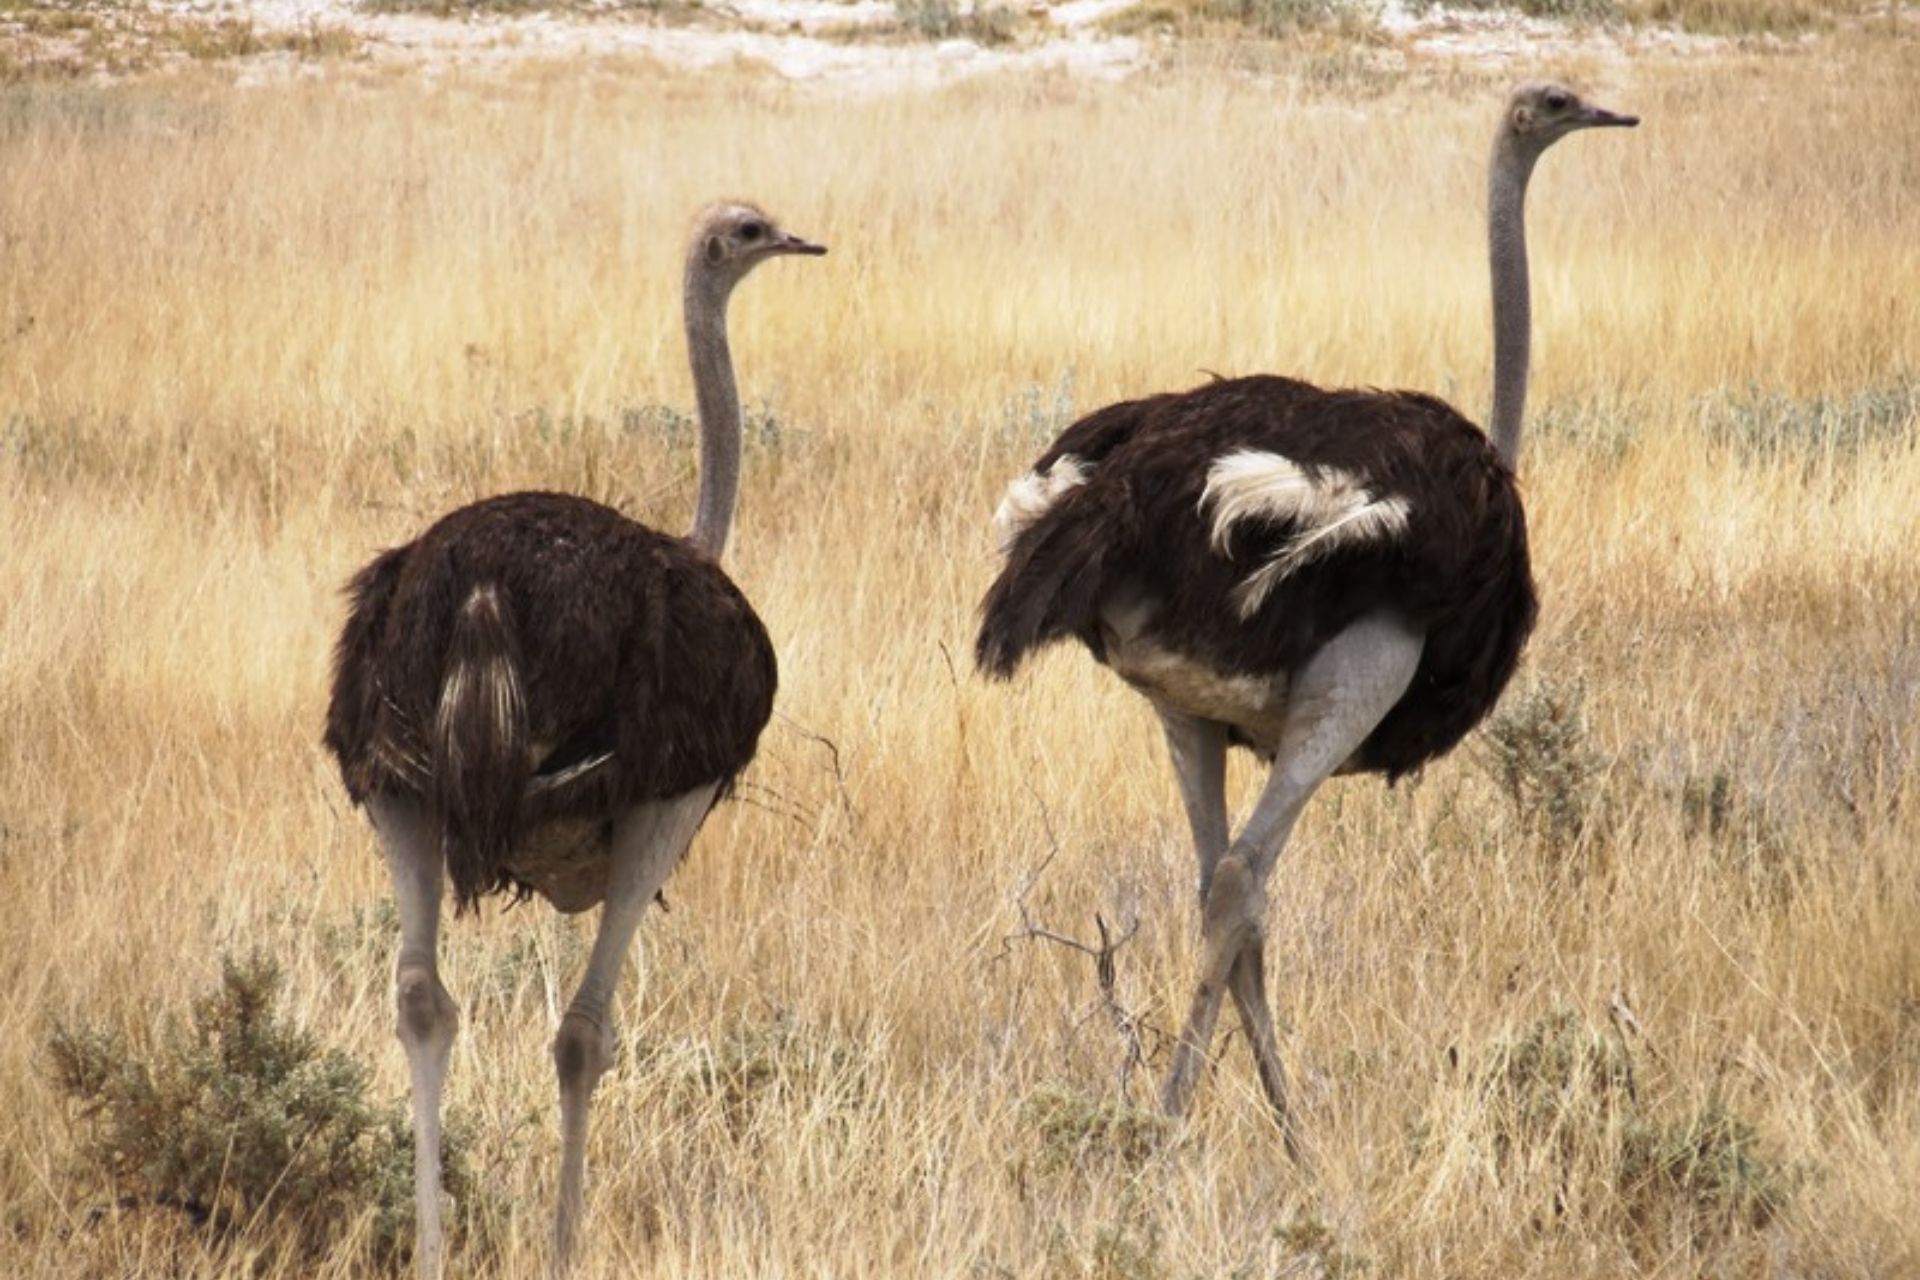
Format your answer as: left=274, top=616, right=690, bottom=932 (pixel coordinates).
left=740, top=221, right=766, bottom=242
left=1544, top=90, right=1570, bottom=111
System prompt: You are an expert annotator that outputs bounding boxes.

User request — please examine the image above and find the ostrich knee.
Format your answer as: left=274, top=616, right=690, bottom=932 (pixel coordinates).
left=1201, top=853, right=1265, bottom=978
left=397, top=966, right=458, bottom=1058
left=553, top=1011, right=612, bottom=1102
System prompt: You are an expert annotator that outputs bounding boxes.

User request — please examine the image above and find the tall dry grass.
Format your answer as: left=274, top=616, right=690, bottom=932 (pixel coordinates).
left=2, top=38, right=1918, bottom=1278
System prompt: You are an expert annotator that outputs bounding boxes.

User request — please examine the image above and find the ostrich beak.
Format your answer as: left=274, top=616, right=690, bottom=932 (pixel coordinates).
left=1579, top=105, right=1639, bottom=129
left=777, top=232, right=828, bottom=256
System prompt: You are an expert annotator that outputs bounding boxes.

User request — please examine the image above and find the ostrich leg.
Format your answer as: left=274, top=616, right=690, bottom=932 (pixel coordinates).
left=550, top=784, right=719, bottom=1276
left=1156, top=707, right=1299, bottom=1152
left=370, top=794, right=459, bottom=1280
left=1225, top=939, right=1307, bottom=1161
left=1156, top=709, right=1231, bottom=905
left=1159, top=614, right=1424, bottom=1139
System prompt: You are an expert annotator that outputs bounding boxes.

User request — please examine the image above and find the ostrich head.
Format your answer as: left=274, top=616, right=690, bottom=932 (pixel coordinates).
left=1503, top=83, right=1639, bottom=154
left=688, top=202, right=826, bottom=292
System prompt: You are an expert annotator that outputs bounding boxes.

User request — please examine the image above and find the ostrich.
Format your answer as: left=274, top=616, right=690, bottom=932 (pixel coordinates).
left=324, top=202, right=825, bottom=1277
left=977, top=85, right=1636, bottom=1142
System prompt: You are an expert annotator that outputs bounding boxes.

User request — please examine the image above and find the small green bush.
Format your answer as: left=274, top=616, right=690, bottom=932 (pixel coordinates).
left=1020, top=1083, right=1173, bottom=1172
left=1000, top=370, right=1079, bottom=449
left=620, top=397, right=795, bottom=453
left=1433, top=1010, right=1799, bottom=1252
left=1415, top=0, right=1623, bottom=21
left=1479, top=676, right=1608, bottom=853
left=893, top=0, right=1019, bottom=43
left=46, top=952, right=483, bottom=1265
left=1206, top=0, right=1345, bottom=34
left=1487, top=1009, right=1638, bottom=1171
left=1698, top=375, right=1920, bottom=460
left=1618, top=1099, right=1799, bottom=1237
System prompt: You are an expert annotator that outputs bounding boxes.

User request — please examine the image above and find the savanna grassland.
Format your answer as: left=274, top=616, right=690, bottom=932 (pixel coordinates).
left=2, top=23, right=1918, bottom=1279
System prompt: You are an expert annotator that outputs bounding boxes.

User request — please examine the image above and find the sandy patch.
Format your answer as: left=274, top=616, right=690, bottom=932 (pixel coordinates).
left=1047, top=0, right=1139, bottom=27
left=1373, top=0, right=1729, bottom=62
left=141, top=0, right=1148, bottom=89
left=5, top=0, right=1836, bottom=89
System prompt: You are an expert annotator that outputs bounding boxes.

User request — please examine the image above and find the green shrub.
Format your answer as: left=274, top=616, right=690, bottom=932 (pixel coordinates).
left=1487, top=1009, right=1638, bottom=1169
left=1000, top=370, right=1079, bottom=449
left=1697, top=375, right=1920, bottom=460
left=1431, top=1010, right=1799, bottom=1252
left=1479, top=676, right=1608, bottom=853
left=894, top=0, right=1019, bottom=43
left=1618, top=1099, right=1799, bottom=1237
left=620, top=397, right=795, bottom=453
left=1631, top=0, right=1827, bottom=34
left=46, top=952, right=484, bottom=1265
left=1020, top=1082, right=1173, bottom=1172
left=1414, top=0, right=1623, bottom=20
left=1208, top=0, right=1346, bottom=34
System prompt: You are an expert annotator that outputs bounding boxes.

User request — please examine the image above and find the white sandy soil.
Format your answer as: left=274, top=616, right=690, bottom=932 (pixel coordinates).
left=7, top=0, right=1780, bottom=90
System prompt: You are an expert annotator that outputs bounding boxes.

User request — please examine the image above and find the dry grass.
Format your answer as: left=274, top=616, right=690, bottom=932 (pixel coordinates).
left=2, top=35, right=1918, bottom=1279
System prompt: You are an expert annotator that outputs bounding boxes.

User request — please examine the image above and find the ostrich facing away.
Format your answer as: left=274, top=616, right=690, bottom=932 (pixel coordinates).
left=978, top=85, right=1636, bottom=1143
left=324, top=202, right=824, bottom=1277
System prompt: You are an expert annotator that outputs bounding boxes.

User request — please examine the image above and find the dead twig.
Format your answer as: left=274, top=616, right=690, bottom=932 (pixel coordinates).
left=1605, top=987, right=1668, bottom=1102
left=775, top=713, right=861, bottom=833
left=733, top=780, right=816, bottom=832
left=1606, top=988, right=1665, bottom=1064
left=994, top=786, right=1165, bottom=1099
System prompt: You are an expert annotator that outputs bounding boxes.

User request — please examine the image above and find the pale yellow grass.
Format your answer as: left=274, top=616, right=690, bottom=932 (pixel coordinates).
left=2, top=40, right=1918, bottom=1279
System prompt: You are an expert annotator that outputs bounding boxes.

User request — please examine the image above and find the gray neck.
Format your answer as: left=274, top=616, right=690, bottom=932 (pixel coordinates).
left=684, top=266, right=741, bottom=559
left=1487, top=132, right=1540, bottom=469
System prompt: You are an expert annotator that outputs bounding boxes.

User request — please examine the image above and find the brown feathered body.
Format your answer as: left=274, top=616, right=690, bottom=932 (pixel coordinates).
left=976, top=375, right=1536, bottom=778
left=326, top=492, right=777, bottom=912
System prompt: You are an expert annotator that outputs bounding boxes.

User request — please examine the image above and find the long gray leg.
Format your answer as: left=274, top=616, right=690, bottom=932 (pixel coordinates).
left=1158, top=709, right=1297, bottom=1149
left=550, top=784, right=718, bottom=1276
left=1152, top=710, right=1290, bottom=1143
left=1158, top=707, right=1291, bottom=1138
left=1155, top=706, right=1230, bottom=906
left=1227, top=939, right=1302, bottom=1157
left=369, top=793, right=457, bottom=1280
left=1160, top=613, right=1424, bottom=1131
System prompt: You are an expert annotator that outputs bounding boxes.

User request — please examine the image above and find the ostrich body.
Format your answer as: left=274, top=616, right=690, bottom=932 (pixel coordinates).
left=977, top=86, right=1636, bottom=1141
left=324, top=202, right=824, bottom=1277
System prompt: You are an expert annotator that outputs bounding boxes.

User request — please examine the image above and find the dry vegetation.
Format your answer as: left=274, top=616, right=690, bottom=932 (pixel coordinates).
left=2, top=29, right=1918, bottom=1280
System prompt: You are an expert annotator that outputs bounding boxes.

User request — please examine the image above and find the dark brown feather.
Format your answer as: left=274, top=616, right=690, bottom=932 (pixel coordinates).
left=324, top=491, right=778, bottom=910
left=976, top=375, right=1537, bottom=779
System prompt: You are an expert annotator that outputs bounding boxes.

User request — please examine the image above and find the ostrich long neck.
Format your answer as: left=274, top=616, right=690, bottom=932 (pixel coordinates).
left=685, top=265, right=742, bottom=559
left=1487, top=131, right=1540, bottom=468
